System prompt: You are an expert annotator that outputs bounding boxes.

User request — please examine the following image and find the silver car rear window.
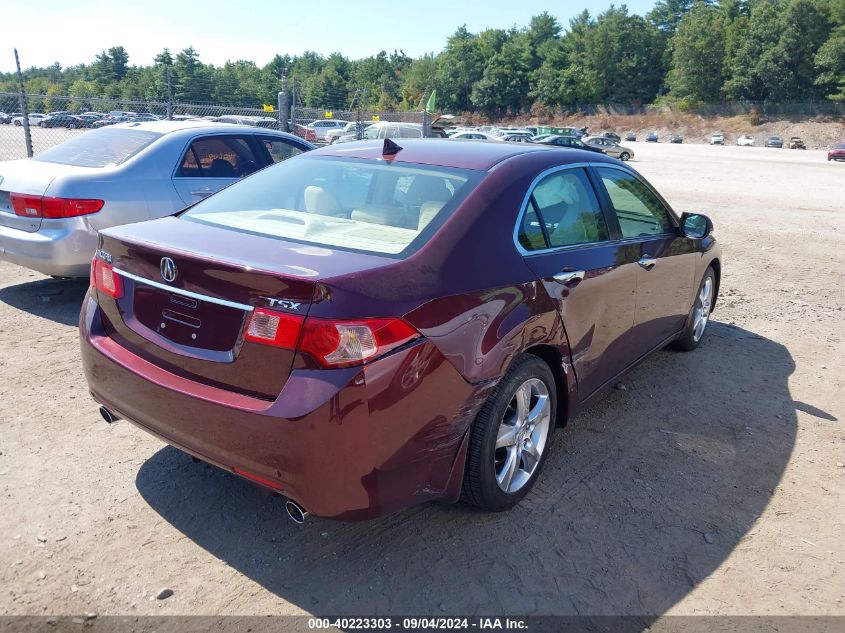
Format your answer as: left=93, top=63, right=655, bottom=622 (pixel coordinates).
left=32, top=128, right=162, bottom=168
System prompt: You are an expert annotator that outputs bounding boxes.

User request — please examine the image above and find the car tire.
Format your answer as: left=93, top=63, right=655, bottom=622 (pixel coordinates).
left=14, top=121, right=21, bottom=127
left=673, top=267, right=716, bottom=352
left=619, top=152, right=630, bottom=161
left=462, top=355, right=556, bottom=511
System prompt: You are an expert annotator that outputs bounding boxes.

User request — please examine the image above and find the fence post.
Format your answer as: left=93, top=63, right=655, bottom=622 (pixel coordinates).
left=291, top=79, right=297, bottom=133
left=166, top=67, right=173, bottom=121
left=14, top=49, right=33, bottom=159
left=278, top=70, right=288, bottom=132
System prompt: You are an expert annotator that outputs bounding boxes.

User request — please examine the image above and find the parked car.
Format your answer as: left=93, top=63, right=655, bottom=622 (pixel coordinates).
left=670, top=135, right=683, bottom=144
left=535, top=135, right=605, bottom=153
left=449, top=131, right=502, bottom=141
left=788, top=137, right=806, bottom=150
left=645, top=132, right=658, bottom=143
left=79, top=138, right=721, bottom=521
left=737, top=135, right=754, bottom=146
left=305, top=119, right=349, bottom=142
left=598, top=132, right=621, bottom=144
left=0, top=112, right=11, bottom=125
left=765, top=136, right=783, bottom=148
left=325, top=121, right=373, bottom=144
left=498, top=130, right=534, bottom=142
left=92, top=115, right=131, bottom=128
left=0, top=121, right=313, bottom=278
left=71, top=114, right=103, bottom=129
left=709, top=133, right=725, bottom=145
left=502, top=134, right=534, bottom=143
left=12, top=113, right=49, bottom=127
left=583, top=136, right=635, bottom=161
left=827, top=143, right=845, bottom=162
left=624, top=132, right=636, bottom=142
left=40, top=114, right=82, bottom=128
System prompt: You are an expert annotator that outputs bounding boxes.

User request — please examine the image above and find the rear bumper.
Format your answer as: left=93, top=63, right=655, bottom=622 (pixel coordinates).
left=79, top=293, right=484, bottom=520
left=0, top=219, right=95, bottom=277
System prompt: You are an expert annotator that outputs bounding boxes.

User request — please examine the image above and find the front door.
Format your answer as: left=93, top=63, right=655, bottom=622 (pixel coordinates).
left=593, top=166, right=696, bottom=357
left=517, top=166, right=641, bottom=400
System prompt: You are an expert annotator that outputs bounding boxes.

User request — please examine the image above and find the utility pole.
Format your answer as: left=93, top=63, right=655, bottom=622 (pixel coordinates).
left=14, top=49, right=33, bottom=158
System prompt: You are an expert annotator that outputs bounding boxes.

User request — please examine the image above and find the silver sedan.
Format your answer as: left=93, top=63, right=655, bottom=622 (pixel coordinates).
left=0, top=121, right=313, bottom=277
left=582, top=136, right=635, bottom=161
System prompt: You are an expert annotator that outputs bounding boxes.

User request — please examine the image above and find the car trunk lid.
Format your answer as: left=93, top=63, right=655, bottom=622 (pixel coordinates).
left=0, top=159, right=95, bottom=233
left=96, top=217, right=397, bottom=399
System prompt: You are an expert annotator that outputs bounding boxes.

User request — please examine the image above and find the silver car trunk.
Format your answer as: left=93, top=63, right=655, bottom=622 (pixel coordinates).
left=0, top=159, right=96, bottom=233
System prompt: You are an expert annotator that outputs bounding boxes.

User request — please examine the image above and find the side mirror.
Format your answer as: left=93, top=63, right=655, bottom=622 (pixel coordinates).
left=680, top=212, right=713, bottom=239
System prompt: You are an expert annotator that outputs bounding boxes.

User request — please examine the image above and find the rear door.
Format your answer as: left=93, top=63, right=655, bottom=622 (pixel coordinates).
left=171, top=135, right=265, bottom=206
left=517, top=165, right=640, bottom=399
left=593, top=165, right=695, bottom=356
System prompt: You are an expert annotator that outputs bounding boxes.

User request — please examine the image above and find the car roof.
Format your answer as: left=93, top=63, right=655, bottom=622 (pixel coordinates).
left=308, top=138, right=609, bottom=171
left=105, top=120, right=300, bottom=140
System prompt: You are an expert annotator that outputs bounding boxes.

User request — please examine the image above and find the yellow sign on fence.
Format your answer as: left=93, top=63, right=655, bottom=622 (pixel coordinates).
left=263, top=104, right=274, bottom=112
left=371, top=115, right=380, bottom=122
left=324, top=111, right=333, bottom=118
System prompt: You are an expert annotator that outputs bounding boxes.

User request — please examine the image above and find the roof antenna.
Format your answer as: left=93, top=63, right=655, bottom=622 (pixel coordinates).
left=382, top=138, right=402, bottom=157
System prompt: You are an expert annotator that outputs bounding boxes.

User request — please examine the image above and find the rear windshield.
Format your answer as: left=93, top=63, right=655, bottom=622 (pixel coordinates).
left=181, top=156, right=483, bottom=257
left=33, top=127, right=161, bottom=167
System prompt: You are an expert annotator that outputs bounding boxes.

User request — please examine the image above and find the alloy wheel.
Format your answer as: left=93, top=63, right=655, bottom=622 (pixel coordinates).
left=692, top=276, right=714, bottom=342
left=494, top=378, right=551, bottom=494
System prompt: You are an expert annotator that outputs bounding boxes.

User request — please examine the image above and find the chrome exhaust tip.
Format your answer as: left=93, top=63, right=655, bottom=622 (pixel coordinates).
left=284, top=499, right=308, bottom=524
left=99, top=406, right=121, bottom=424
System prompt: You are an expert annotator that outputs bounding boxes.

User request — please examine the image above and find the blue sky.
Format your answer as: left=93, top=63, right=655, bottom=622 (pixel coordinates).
left=4, top=0, right=656, bottom=73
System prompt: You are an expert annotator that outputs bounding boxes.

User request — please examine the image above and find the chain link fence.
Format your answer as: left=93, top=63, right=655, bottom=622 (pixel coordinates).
left=0, top=92, right=288, bottom=161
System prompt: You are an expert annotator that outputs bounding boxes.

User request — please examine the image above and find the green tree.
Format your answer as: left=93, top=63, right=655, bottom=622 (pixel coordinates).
left=667, top=2, right=728, bottom=103
left=433, top=26, right=485, bottom=111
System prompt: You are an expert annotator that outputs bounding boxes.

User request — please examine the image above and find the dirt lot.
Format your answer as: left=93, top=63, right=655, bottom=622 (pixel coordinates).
left=0, top=143, right=843, bottom=620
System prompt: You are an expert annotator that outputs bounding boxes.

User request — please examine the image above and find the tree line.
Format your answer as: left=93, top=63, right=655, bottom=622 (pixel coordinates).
left=2, top=0, right=844, bottom=116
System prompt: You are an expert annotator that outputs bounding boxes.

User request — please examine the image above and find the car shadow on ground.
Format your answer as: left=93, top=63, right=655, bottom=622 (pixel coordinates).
left=0, top=277, right=88, bottom=327
left=136, top=322, right=797, bottom=617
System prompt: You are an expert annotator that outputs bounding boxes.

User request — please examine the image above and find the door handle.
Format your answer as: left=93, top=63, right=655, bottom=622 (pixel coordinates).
left=190, top=189, right=214, bottom=198
left=638, top=257, right=657, bottom=270
left=553, top=270, right=585, bottom=285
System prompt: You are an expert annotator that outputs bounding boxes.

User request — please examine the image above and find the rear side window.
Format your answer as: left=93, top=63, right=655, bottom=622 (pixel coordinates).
left=178, top=136, right=261, bottom=178
left=518, top=168, right=608, bottom=251
left=596, top=167, right=673, bottom=238
left=262, top=138, right=305, bottom=163
left=181, top=156, right=482, bottom=257
left=33, top=128, right=161, bottom=167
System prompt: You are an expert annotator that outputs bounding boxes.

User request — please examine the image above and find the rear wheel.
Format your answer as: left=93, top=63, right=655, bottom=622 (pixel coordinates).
left=674, top=267, right=716, bottom=351
left=462, top=355, right=556, bottom=511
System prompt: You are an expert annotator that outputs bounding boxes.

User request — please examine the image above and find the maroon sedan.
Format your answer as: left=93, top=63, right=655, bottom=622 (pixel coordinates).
left=80, top=139, right=721, bottom=521
left=828, top=143, right=845, bottom=161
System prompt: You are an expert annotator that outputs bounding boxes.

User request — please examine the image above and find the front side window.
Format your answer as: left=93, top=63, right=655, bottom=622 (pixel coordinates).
left=596, top=167, right=673, bottom=238
left=178, top=136, right=261, bottom=178
left=518, top=168, right=608, bottom=251
left=181, top=156, right=482, bottom=257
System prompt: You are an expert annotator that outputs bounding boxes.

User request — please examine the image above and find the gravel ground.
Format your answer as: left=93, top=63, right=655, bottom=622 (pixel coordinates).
left=0, top=142, right=843, bottom=619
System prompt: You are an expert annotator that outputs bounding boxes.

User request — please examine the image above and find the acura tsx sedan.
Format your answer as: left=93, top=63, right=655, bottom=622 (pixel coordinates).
left=80, top=139, right=721, bottom=521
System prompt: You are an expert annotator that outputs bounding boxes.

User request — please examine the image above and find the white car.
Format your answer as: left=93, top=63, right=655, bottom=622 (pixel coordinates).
left=305, top=119, right=349, bottom=141
left=709, top=133, right=725, bottom=145
left=12, top=113, right=49, bottom=127
left=326, top=121, right=373, bottom=144
left=737, top=134, right=754, bottom=146
left=448, top=131, right=502, bottom=141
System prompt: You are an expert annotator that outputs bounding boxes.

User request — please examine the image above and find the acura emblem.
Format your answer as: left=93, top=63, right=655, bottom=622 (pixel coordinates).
left=160, top=257, right=177, bottom=282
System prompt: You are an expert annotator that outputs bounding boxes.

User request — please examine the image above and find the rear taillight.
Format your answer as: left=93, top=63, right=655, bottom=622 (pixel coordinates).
left=11, top=194, right=104, bottom=219
left=243, top=310, right=419, bottom=368
left=244, top=308, right=304, bottom=348
left=91, top=257, right=123, bottom=299
left=300, top=317, right=419, bottom=368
